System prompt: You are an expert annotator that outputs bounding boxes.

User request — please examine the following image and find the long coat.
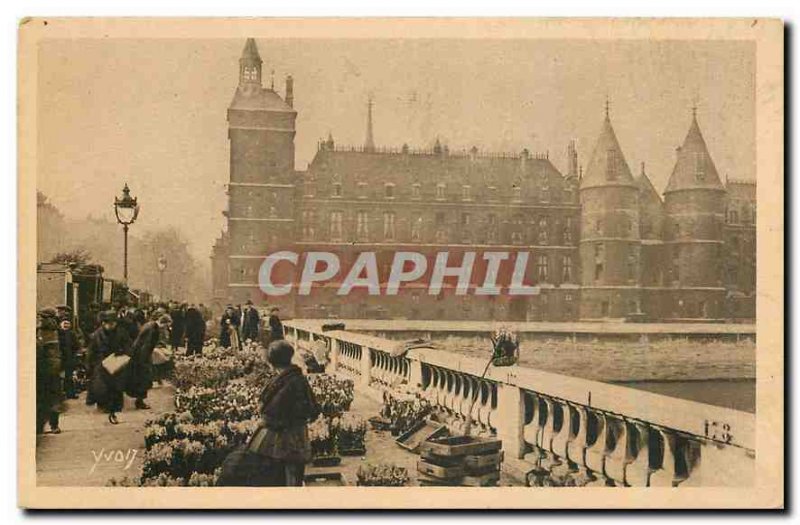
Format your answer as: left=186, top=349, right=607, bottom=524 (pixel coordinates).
left=253, top=365, right=321, bottom=463
left=241, top=308, right=260, bottom=342
left=184, top=307, right=206, bottom=354
left=170, top=308, right=186, bottom=348
left=37, top=320, right=64, bottom=420
left=86, top=326, right=131, bottom=412
left=219, top=311, right=240, bottom=348
left=268, top=314, right=284, bottom=342
left=126, top=321, right=160, bottom=399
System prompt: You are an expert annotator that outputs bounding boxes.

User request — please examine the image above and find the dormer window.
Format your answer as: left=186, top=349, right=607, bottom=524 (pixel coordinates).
left=462, top=185, right=472, bottom=201
left=385, top=183, right=395, bottom=199
left=332, top=183, right=342, bottom=198
left=606, top=149, right=618, bottom=180
left=357, top=181, right=367, bottom=199
left=435, top=183, right=446, bottom=200
left=512, top=185, right=522, bottom=202
left=695, top=153, right=706, bottom=181
left=412, top=183, right=421, bottom=199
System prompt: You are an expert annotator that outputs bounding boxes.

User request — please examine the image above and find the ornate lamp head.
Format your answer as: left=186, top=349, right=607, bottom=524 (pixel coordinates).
left=114, top=183, right=140, bottom=225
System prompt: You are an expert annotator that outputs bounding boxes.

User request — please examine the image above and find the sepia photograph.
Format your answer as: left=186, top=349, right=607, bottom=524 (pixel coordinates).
left=17, top=17, right=783, bottom=509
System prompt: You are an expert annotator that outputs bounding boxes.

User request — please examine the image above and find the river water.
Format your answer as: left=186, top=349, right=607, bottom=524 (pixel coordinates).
left=617, top=378, right=755, bottom=413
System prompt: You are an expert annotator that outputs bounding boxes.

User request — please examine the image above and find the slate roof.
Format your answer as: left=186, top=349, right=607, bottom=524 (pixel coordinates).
left=580, top=113, right=636, bottom=190
left=664, top=113, right=724, bottom=194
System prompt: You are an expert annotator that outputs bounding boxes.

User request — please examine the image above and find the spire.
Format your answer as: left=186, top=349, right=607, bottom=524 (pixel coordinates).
left=604, top=95, right=610, bottom=120
left=567, top=139, right=578, bottom=177
left=241, top=38, right=262, bottom=63
left=239, top=38, right=262, bottom=87
left=664, top=108, right=724, bottom=194
left=580, top=108, right=635, bottom=190
left=364, top=97, right=375, bottom=152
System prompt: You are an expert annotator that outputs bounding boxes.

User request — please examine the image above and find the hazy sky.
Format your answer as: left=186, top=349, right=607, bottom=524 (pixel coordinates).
left=38, top=38, right=755, bottom=262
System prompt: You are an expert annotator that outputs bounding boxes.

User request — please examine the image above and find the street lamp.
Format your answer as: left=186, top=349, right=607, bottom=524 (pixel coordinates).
left=157, top=255, right=167, bottom=301
left=114, top=183, right=140, bottom=284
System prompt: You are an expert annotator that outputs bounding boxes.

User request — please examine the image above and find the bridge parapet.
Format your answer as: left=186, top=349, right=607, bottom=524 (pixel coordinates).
left=286, top=320, right=755, bottom=487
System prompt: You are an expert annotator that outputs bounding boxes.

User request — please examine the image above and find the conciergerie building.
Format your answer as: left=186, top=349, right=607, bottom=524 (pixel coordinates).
left=210, top=39, right=756, bottom=323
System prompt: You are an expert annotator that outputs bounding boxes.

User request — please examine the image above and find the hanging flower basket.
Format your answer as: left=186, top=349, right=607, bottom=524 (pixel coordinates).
left=491, top=328, right=519, bottom=367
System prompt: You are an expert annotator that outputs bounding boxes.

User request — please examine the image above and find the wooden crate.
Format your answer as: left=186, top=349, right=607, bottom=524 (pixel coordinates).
left=417, top=459, right=465, bottom=479
left=419, top=436, right=502, bottom=458
left=396, top=419, right=448, bottom=452
left=461, top=470, right=501, bottom=487
left=417, top=473, right=460, bottom=487
left=304, top=466, right=344, bottom=484
left=463, top=451, right=504, bottom=471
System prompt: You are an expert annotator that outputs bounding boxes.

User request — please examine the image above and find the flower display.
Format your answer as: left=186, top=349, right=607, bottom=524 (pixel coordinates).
left=309, top=374, right=354, bottom=416
left=380, top=391, right=431, bottom=435
left=356, top=464, right=409, bottom=487
left=119, top=340, right=366, bottom=487
left=333, top=413, right=367, bottom=453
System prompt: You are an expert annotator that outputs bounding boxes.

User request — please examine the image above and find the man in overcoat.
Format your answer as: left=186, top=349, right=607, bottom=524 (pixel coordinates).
left=126, top=315, right=172, bottom=409
left=241, top=300, right=260, bottom=343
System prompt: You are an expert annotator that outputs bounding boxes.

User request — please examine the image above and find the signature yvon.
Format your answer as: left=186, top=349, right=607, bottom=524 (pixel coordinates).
left=89, top=448, right=138, bottom=474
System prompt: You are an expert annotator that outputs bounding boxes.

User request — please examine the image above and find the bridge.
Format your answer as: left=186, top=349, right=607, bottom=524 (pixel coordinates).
left=286, top=319, right=755, bottom=487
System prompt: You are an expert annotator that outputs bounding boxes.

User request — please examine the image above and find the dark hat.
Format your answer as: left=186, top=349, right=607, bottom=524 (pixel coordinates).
left=99, top=310, right=117, bottom=323
left=245, top=300, right=253, bottom=306
left=39, top=307, right=58, bottom=319
left=270, top=306, right=280, bottom=312
left=267, top=340, right=295, bottom=368
left=55, top=304, right=72, bottom=312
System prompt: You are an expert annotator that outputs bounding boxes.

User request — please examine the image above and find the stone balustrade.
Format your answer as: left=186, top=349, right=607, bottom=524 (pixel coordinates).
left=285, top=320, right=755, bottom=487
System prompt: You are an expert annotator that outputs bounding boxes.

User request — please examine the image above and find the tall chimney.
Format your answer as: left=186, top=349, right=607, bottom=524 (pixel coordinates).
left=285, top=75, right=294, bottom=108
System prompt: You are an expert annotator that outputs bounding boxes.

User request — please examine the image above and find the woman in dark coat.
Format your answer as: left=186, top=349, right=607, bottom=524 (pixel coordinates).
left=219, top=305, right=240, bottom=349
left=169, top=303, right=187, bottom=350
left=184, top=305, right=206, bottom=355
left=250, top=340, right=320, bottom=486
left=36, top=308, right=64, bottom=434
left=86, top=311, right=131, bottom=424
left=126, top=315, right=172, bottom=409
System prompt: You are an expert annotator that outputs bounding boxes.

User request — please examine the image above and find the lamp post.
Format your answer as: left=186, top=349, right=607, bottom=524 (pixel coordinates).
left=113, top=183, right=140, bottom=284
left=157, top=255, right=167, bottom=301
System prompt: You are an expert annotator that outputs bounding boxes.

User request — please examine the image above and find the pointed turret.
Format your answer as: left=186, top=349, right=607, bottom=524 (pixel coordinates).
left=578, top=102, right=642, bottom=320
left=661, top=107, right=726, bottom=320
left=239, top=38, right=262, bottom=87
left=580, top=107, right=636, bottom=190
left=664, top=109, right=724, bottom=194
left=636, top=162, right=661, bottom=203
left=364, top=97, right=375, bottom=152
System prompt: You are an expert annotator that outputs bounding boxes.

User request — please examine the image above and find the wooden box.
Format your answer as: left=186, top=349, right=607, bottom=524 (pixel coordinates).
left=419, top=436, right=502, bottom=458
left=417, top=459, right=465, bottom=479
left=396, top=419, right=448, bottom=452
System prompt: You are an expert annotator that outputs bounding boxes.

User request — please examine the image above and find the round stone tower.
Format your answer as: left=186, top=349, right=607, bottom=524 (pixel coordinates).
left=662, top=110, right=726, bottom=319
left=578, top=106, right=641, bottom=319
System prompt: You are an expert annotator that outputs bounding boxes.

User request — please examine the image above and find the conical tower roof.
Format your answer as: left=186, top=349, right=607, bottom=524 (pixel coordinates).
left=664, top=111, right=724, bottom=194
left=580, top=108, right=636, bottom=190
left=241, top=38, right=262, bottom=64
left=636, top=163, right=662, bottom=203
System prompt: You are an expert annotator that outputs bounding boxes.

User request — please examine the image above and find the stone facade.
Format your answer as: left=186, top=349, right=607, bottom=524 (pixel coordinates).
left=210, top=40, right=756, bottom=322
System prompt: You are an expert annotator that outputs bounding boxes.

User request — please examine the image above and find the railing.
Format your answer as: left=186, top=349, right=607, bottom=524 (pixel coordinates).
left=285, top=320, right=755, bottom=487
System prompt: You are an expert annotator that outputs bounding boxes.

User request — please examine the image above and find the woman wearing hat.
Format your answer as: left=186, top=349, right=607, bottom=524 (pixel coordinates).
left=249, top=340, right=320, bottom=486
left=36, top=308, right=64, bottom=434
left=85, top=310, right=131, bottom=424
